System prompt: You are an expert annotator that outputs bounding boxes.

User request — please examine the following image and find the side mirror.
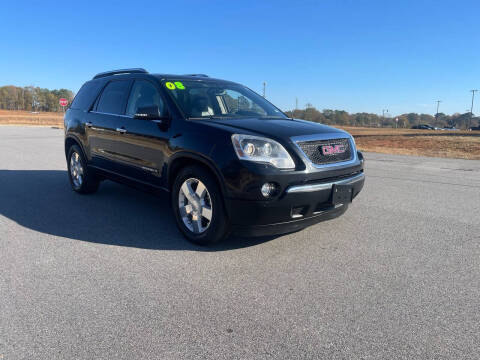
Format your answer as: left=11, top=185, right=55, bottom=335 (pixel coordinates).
left=134, top=106, right=169, bottom=122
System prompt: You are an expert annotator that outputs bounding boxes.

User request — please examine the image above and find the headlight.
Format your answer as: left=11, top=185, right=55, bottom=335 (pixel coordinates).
left=231, top=134, right=295, bottom=169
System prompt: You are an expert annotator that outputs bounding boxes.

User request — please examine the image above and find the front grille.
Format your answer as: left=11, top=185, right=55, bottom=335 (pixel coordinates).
left=296, top=138, right=352, bottom=165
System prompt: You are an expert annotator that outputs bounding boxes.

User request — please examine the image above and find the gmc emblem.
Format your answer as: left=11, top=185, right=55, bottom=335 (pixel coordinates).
left=321, top=144, right=346, bottom=156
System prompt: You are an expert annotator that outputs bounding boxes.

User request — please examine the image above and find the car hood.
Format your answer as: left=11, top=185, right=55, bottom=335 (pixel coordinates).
left=202, top=117, right=349, bottom=141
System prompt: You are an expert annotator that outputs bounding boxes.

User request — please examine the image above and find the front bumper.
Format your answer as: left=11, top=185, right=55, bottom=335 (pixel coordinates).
left=227, top=172, right=365, bottom=237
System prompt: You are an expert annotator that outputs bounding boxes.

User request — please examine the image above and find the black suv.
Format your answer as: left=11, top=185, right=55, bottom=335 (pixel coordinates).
left=65, top=68, right=365, bottom=244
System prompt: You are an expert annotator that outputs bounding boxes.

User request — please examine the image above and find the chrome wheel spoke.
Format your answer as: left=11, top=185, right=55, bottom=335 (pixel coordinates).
left=181, top=182, right=196, bottom=204
left=201, top=206, right=212, bottom=221
left=196, top=182, right=206, bottom=199
left=192, top=217, right=203, bottom=233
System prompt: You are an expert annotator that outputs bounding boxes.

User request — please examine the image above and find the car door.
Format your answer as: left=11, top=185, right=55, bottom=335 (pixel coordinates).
left=87, top=79, right=132, bottom=172
left=112, top=79, right=171, bottom=185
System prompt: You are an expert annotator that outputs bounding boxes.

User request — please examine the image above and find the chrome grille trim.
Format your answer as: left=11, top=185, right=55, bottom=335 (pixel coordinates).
left=291, top=133, right=358, bottom=169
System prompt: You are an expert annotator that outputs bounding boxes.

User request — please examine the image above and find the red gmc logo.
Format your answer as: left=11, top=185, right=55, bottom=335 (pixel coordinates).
left=321, top=144, right=346, bottom=156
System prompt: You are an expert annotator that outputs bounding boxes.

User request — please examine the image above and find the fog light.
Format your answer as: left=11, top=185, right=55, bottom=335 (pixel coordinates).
left=261, top=182, right=277, bottom=197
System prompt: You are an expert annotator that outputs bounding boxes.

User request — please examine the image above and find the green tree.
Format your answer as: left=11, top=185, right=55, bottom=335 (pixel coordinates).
left=0, top=85, right=74, bottom=112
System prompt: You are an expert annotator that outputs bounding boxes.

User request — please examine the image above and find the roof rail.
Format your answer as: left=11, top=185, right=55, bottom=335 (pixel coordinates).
left=93, top=68, right=148, bottom=80
left=184, top=74, right=209, bottom=77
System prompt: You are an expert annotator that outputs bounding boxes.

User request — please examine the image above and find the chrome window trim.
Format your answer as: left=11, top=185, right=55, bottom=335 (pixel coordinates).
left=290, top=132, right=358, bottom=169
left=90, top=111, right=133, bottom=118
left=286, top=172, right=364, bottom=193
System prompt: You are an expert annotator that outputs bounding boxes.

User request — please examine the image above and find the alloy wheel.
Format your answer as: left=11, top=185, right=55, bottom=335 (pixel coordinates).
left=70, top=151, right=84, bottom=188
left=178, top=178, right=213, bottom=234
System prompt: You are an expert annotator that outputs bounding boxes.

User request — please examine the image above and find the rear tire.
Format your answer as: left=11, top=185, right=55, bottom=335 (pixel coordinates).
left=67, top=145, right=100, bottom=194
left=172, top=165, right=230, bottom=245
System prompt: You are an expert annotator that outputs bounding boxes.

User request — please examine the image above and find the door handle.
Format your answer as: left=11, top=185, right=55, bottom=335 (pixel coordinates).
left=85, top=122, right=93, bottom=128
left=116, top=127, right=127, bottom=134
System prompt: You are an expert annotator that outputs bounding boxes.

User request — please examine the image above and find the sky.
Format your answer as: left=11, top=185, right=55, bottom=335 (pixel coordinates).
left=0, top=0, right=479, bottom=116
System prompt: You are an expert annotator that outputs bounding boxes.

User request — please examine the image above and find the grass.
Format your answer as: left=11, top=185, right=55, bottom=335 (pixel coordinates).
left=1, top=110, right=479, bottom=160
left=0, top=109, right=63, bottom=126
left=337, top=126, right=480, bottom=160
left=352, top=134, right=480, bottom=160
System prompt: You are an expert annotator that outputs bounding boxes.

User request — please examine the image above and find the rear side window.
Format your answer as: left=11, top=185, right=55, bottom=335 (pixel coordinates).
left=96, top=80, right=131, bottom=115
left=70, top=81, right=103, bottom=110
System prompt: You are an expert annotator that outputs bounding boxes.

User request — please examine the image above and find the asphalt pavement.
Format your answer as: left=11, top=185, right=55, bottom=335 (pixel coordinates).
left=1, top=126, right=479, bottom=359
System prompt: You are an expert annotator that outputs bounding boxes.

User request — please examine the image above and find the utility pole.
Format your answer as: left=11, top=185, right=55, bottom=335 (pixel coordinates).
left=469, top=90, right=478, bottom=129
left=435, top=100, right=441, bottom=125
left=295, top=97, right=298, bottom=111
left=262, top=81, right=266, bottom=98
left=382, top=109, right=388, bottom=127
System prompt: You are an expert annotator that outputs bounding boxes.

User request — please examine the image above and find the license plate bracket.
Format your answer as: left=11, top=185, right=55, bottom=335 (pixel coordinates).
left=331, top=184, right=353, bottom=205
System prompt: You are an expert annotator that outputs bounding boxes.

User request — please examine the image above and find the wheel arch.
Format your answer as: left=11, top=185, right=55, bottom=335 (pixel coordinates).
left=64, top=135, right=87, bottom=161
left=167, top=152, right=227, bottom=199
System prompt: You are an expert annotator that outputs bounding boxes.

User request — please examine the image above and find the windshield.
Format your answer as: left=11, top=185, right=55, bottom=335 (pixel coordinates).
left=163, top=80, right=287, bottom=120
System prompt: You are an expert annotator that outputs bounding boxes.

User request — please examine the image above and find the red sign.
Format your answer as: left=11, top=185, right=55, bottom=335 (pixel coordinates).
left=59, top=98, right=68, bottom=107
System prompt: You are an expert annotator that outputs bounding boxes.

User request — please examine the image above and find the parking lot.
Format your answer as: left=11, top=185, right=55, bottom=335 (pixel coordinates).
left=1, top=126, right=479, bottom=359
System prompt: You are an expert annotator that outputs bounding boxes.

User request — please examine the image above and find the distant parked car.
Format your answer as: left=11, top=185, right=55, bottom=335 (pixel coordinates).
left=412, top=124, right=435, bottom=130
left=443, top=126, right=459, bottom=131
left=469, top=126, right=480, bottom=131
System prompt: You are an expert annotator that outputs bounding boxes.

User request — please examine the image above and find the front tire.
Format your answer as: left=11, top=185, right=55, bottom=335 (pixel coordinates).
left=67, top=145, right=100, bottom=194
left=172, top=165, right=230, bottom=245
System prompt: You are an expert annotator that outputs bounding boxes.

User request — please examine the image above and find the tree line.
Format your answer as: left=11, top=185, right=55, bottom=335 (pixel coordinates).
left=285, top=106, right=479, bottom=129
left=0, top=85, right=74, bottom=112
left=1, top=84, right=478, bottom=128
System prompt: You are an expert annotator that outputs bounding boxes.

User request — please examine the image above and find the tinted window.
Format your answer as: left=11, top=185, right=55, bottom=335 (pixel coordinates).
left=126, top=80, right=165, bottom=116
left=96, top=80, right=131, bottom=115
left=70, top=80, right=103, bottom=110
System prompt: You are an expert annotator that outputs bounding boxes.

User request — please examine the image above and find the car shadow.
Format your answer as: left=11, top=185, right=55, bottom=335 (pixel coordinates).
left=0, top=170, right=276, bottom=251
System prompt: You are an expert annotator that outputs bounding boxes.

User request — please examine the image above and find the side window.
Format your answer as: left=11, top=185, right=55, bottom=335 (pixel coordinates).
left=126, top=80, right=165, bottom=116
left=70, top=80, right=103, bottom=110
left=96, top=80, right=131, bottom=115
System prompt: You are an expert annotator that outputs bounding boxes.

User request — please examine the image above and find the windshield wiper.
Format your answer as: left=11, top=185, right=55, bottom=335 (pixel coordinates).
left=187, top=116, right=224, bottom=120
left=188, top=115, right=241, bottom=120
left=188, top=115, right=287, bottom=120
left=259, top=115, right=288, bottom=119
